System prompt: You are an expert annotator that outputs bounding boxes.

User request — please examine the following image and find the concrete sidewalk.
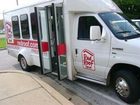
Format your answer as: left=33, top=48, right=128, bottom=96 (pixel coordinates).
left=0, top=70, right=74, bottom=105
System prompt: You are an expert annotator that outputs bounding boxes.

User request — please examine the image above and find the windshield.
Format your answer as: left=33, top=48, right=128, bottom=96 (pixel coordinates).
left=99, top=12, right=140, bottom=40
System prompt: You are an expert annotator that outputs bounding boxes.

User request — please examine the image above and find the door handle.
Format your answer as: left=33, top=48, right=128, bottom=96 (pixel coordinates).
left=75, top=49, right=78, bottom=55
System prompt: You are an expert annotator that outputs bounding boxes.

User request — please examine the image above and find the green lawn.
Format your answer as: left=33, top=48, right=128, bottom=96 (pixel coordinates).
left=0, top=38, right=7, bottom=49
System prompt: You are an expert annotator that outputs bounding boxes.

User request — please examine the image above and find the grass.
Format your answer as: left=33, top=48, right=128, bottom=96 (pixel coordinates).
left=0, top=38, right=7, bottom=49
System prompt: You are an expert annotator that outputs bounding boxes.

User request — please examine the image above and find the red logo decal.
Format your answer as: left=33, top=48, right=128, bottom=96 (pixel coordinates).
left=82, top=49, right=95, bottom=70
left=5, top=22, right=13, bottom=43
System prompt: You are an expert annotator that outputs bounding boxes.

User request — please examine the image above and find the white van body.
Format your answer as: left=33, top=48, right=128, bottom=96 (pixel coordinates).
left=4, top=0, right=140, bottom=103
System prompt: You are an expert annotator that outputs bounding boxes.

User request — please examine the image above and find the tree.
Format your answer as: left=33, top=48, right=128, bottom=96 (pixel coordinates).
left=113, top=0, right=140, bottom=19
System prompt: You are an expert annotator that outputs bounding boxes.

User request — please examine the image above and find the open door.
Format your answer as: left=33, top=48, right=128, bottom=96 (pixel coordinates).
left=52, top=3, right=68, bottom=80
left=35, top=4, right=68, bottom=80
left=35, top=7, right=52, bottom=74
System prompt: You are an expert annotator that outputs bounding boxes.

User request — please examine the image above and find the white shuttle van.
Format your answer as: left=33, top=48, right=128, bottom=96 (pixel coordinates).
left=4, top=0, right=140, bottom=103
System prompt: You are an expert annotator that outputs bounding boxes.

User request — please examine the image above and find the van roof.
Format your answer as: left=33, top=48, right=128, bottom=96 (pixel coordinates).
left=4, top=0, right=62, bottom=13
left=65, top=0, right=122, bottom=13
left=4, top=0, right=122, bottom=14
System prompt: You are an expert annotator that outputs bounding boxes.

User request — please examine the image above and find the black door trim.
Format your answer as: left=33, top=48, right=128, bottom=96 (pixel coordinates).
left=35, top=7, right=44, bottom=74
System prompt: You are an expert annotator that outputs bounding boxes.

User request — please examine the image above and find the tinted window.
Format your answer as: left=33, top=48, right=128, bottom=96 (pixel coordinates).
left=30, top=13, right=38, bottom=39
left=78, top=16, right=102, bottom=40
left=56, top=7, right=65, bottom=43
left=20, top=14, right=30, bottom=39
left=12, top=16, right=20, bottom=38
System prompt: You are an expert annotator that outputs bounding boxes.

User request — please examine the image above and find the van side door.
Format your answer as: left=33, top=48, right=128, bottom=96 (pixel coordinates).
left=72, top=14, right=111, bottom=83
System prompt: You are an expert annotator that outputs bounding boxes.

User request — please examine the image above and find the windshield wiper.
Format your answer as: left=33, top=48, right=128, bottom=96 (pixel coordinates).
left=123, top=33, right=140, bottom=40
left=116, top=31, right=131, bottom=34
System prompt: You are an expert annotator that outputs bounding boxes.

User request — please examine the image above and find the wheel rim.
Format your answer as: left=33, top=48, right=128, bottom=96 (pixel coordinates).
left=116, top=77, right=130, bottom=98
left=21, top=57, right=27, bottom=69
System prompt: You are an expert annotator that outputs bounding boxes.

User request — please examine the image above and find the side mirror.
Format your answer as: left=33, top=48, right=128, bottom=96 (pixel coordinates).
left=90, top=26, right=101, bottom=41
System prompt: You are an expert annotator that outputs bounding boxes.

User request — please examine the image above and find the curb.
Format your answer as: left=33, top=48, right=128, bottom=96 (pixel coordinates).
left=0, top=70, right=74, bottom=105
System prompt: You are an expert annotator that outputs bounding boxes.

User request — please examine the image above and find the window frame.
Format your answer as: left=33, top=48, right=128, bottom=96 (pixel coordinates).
left=20, top=14, right=30, bottom=39
left=30, top=12, right=38, bottom=40
left=11, top=16, right=20, bottom=39
left=77, top=16, right=102, bottom=41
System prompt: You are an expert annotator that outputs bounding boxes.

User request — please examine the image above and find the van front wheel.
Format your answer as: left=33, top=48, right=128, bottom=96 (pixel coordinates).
left=19, top=56, right=30, bottom=71
left=114, top=70, right=140, bottom=104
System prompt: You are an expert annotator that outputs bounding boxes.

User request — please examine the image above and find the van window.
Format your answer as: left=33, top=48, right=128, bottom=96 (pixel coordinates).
left=30, top=13, right=38, bottom=39
left=12, top=16, right=20, bottom=38
left=20, top=14, right=30, bottom=39
left=78, top=16, right=102, bottom=40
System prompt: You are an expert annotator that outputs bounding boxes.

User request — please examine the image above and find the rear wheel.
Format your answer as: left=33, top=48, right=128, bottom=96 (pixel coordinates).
left=19, top=56, right=30, bottom=71
left=114, top=70, right=140, bottom=104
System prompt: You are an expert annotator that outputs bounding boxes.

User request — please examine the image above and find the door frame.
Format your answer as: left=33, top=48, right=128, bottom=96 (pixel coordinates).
left=35, top=7, right=44, bottom=74
left=35, top=3, right=67, bottom=80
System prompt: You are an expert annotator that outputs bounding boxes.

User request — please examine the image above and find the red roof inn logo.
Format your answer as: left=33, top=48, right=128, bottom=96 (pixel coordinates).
left=82, top=49, right=95, bottom=71
left=5, top=22, right=13, bottom=43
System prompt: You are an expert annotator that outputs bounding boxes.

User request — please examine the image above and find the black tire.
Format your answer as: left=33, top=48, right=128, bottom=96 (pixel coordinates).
left=114, top=70, right=140, bottom=104
left=19, top=56, right=30, bottom=72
